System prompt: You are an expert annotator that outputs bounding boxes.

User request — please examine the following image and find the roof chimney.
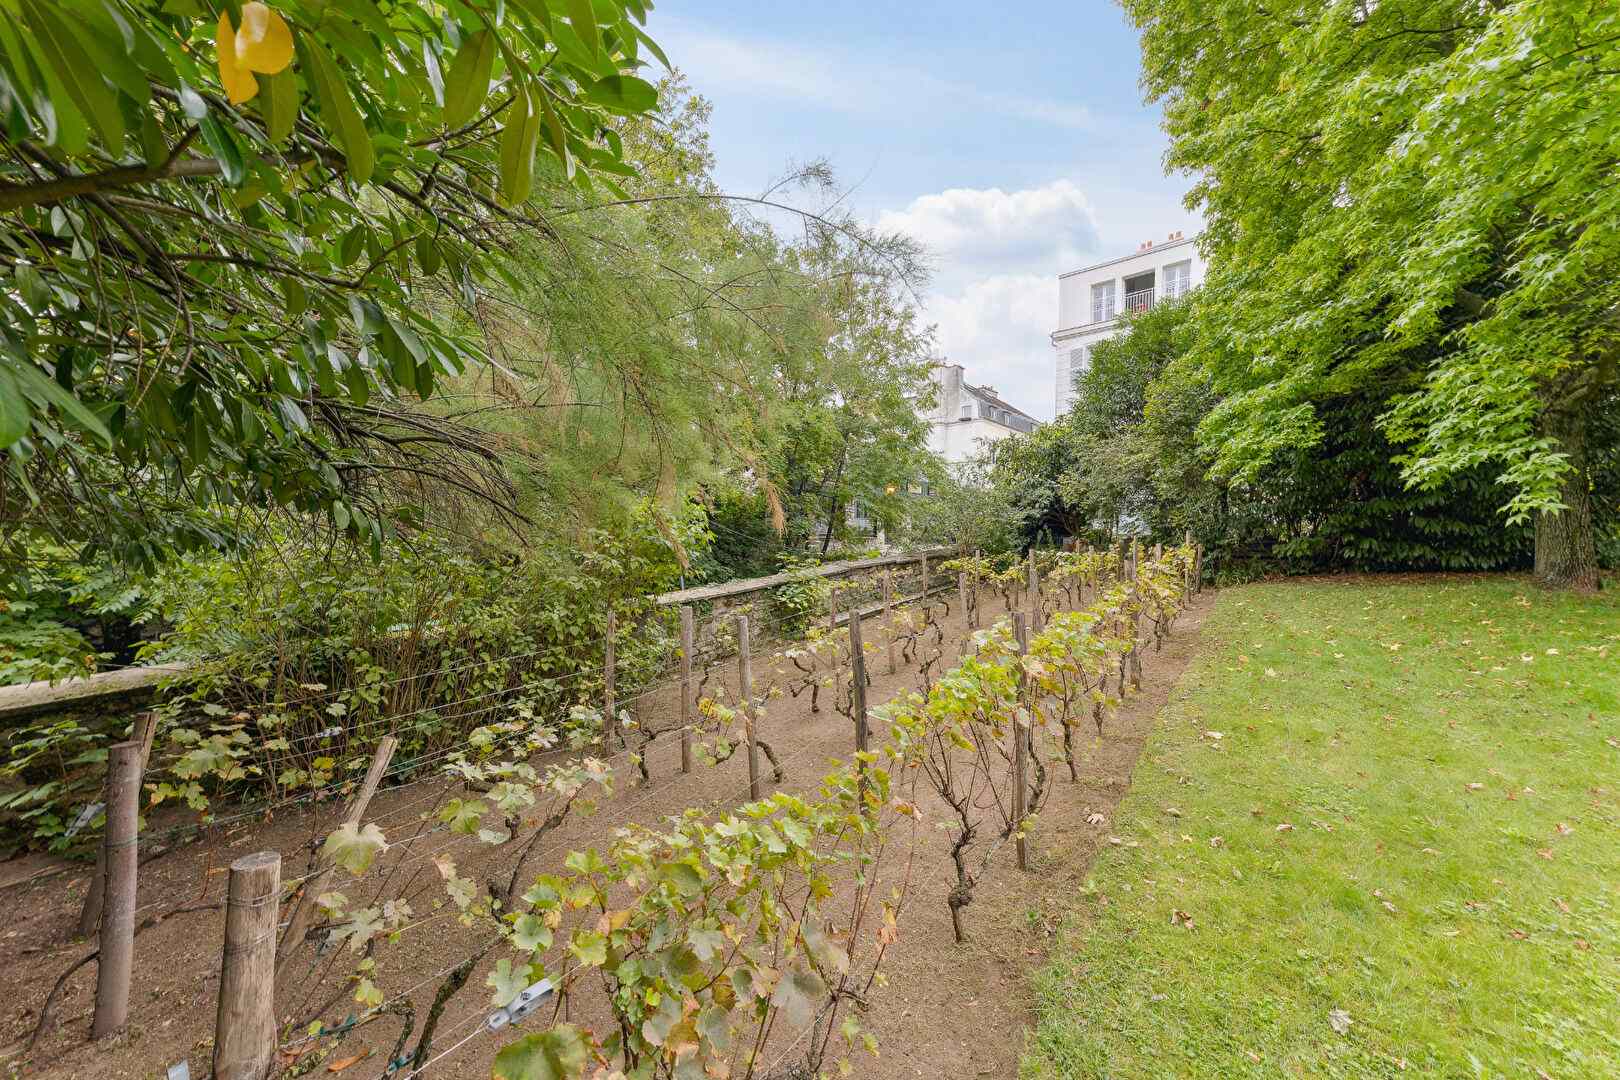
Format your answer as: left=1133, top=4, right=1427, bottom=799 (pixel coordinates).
left=1168, top=230, right=1183, bottom=241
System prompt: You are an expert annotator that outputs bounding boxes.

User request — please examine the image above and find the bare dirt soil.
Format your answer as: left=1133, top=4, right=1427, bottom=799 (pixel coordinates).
left=0, top=586, right=1213, bottom=1080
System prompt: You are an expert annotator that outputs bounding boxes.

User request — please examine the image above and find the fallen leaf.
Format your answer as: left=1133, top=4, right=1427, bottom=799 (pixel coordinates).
left=1537, top=849, right=1554, bottom=860
left=1086, top=813, right=1107, bottom=826
left=1275, top=823, right=1294, bottom=833
left=1555, top=822, right=1573, bottom=836
left=1328, top=1008, right=1352, bottom=1035
left=1164, top=806, right=1183, bottom=818
left=1510, top=929, right=1529, bottom=940
left=1209, top=836, right=1224, bottom=848
left=1554, top=898, right=1571, bottom=914
left=1465, top=782, right=1484, bottom=792
left=1170, top=909, right=1195, bottom=929
left=328, top=1048, right=373, bottom=1072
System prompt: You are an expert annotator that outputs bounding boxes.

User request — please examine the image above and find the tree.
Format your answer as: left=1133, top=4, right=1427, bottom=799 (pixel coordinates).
left=0, top=0, right=667, bottom=565
left=1124, top=0, right=1620, bottom=588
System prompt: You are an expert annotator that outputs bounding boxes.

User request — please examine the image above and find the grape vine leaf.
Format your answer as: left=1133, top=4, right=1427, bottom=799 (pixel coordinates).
left=491, top=1024, right=590, bottom=1080
left=322, top=821, right=388, bottom=876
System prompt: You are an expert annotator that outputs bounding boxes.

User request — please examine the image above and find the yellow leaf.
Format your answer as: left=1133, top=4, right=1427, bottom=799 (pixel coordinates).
left=217, top=12, right=258, bottom=104
left=237, top=2, right=295, bottom=74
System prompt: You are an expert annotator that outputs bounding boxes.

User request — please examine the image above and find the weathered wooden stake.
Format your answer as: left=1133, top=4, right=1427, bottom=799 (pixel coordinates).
left=882, top=569, right=897, bottom=673
left=1130, top=606, right=1144, bottom=691
left=79, top=713, right=158, bottom=939
left=213, top=851, right=280, bottom=1080
left=277, top=735, right=397, bottom=973
left=1027, top=549, right=1043, bottom=632
left=827, top=581, right=839, bottom=632
left=848, top=611, right=871, bottom=807
left=1195, top=543, right=1205, bottom=594
left=920, top=553, right=930, bottom=598
left=1154, top=541, right=1163, bottom=563
left=603, top=610, right=618, bottom=747
left=957, top=571, right=969, bottom=630
left=679, top=606, right=695, bottom=774
left=90, top=740, right=141, bottom=1039
left=736, top=615, right=762, bottom=800
left=1011, top=614, right=1030, bottom=871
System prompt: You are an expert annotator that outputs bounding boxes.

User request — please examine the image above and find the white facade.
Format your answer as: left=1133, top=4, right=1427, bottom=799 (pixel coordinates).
left=1050, top=232, right=1205, bottom=415
left=925, top=362, right=1039, bottom=469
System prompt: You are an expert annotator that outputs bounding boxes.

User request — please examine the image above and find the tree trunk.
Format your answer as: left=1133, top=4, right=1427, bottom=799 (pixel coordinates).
left=1534, top=407, right=1600, bottom=591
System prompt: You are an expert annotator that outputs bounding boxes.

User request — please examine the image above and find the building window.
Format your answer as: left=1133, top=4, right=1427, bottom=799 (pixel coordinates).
left=1090, top=281, right=1116, bottom=322
left=1163, top=260, right=1192, bottom=298
left=960, top=403, right=972, bottom=420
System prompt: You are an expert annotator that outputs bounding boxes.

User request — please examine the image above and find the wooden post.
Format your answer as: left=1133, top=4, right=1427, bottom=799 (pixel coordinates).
left=827, top=580, right=838, bottom=632
left=848, top=611, right=871, bottom=807
left=919, top=553, right=929, bottom=599
left=736, top=615, right=762, bottom=800
left=277, top=735, right=397, bottom=973
left=882, top=569, right=897, bottom=674
left=1195, top=543, right=1204, bottom=594
left=1130, top=606, right=1143, bottom=690
left=603, top=610, right=617, bottom=747
left=1028, top=549, right=1043, bottom=633
left=679, top=606, right=695, bottom=774
left=90, top=740, right=141, bottom=1038
left=1154, top=541, right=1163, bottom=563
left=1011, top=614, right=1030, bottom=871
left=79, top=713, right=158, bottom=939
left=957, top=571, right=969, bottom=631
left=214, top=852, right=280, bottom=1080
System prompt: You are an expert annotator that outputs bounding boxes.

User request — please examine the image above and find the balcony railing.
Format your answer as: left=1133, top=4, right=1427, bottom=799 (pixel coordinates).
left=1124, top=287, right=1155, bottom=314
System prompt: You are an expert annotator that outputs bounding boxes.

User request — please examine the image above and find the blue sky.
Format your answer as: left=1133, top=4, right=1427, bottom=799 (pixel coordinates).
left=643, top=1, right=1203, bottom=419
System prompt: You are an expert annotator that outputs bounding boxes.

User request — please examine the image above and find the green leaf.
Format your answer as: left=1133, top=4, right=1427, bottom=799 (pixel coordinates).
left=568, top=928, right=607, bottom=967
left=442, top=28, right=496, bottom=129
left=584, top=75, right=657, bottom=114
left=9, top=359, right=111, bottom=447
left=769, top=963, right=825, bottom=1028
left=322, top=820, right=388, bottom=875
left=565, top=0, right=600, bottom=57
left=21, top=0, right=124, bottom=154
left=485, top=958, right=531, bottom=1008
left=0, top=369, right=30, bottom=447
left=511, top=913, right=553, bottom=952
left=197, top=115, right=245, bottom=186
left=491, top=1025, right=590, bottom=1080
left=258, top=68, right=298, bottom=144
left=297, top=37, right=374, bottom=184
left=498, top=79, right=542, bottom=205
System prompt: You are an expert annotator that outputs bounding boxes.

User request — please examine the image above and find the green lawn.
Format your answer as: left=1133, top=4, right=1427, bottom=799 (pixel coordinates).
left=1024, top=576, right=1620, bottom=1079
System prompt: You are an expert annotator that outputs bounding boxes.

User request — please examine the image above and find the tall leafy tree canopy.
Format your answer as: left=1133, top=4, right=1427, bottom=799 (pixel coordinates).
left=0, top=0, right=666, bottom=563
left=1124, top=0, right=1620, bottom=587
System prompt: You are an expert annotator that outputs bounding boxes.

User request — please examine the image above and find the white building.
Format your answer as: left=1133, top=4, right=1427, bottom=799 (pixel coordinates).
left=1050, top=232, right=1205, bottom=415
left=925, top=362, right=1039, bottom=471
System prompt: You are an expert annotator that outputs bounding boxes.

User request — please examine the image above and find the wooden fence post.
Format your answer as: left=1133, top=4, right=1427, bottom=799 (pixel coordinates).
left=679, top=606, right=695, bottom=774
left=957, top=571, right=969, bottom=632
left=277, top=735, right=397, bottom=973
left=882, top=569, right=897, bottom=674
left=848, top=610, right=871, bottom=806
left=1130, top=605, right=1144, bottom=691
left=1154, top=541, right=1163, bottom=562
left=1011, top=614, right=1030, bottom=871
left=827, top=580, right=839, bottom=632
left=213, top=852, right=280, bottom=1080
left=90, top=740, right=141, bottom=1038
left=1195, top=543, right=1204, bottom=594
left=78, top=714, right=157, bottom=939
left=736, top=615, right=762, bottom=801
left=919, top=553, right=929, bottom=599
left=603, top=610, right=617, bottom=748
left=1028, top=549, right=1043, bottom=632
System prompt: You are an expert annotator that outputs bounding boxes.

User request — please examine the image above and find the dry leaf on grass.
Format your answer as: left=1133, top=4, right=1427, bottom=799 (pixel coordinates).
left=1328, top=1008, right=1352, bottom=1035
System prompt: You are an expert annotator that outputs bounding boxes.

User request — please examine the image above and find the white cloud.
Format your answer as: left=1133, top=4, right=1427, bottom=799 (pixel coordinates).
left=659, top=24, right=1096, bottom=132
left=876, top=181, right=1101, bottom=286
left=924, top=273, right=1060, bottom=422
